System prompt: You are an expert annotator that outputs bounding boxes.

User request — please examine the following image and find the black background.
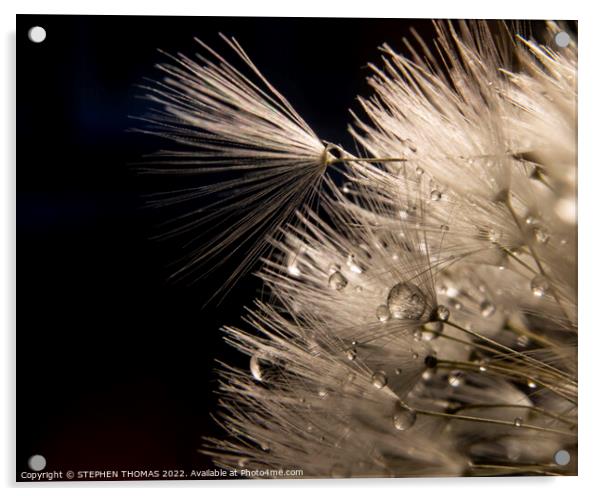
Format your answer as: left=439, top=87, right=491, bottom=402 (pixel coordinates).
left=17, top=16, right=556, bottom=480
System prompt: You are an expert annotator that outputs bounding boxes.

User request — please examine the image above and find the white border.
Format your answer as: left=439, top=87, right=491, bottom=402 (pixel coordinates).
left=2, top=1, right=598, bottom=495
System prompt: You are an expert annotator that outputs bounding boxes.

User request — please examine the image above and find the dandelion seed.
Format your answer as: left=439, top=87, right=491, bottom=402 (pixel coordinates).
left=139, top=34, right=330, bottom=294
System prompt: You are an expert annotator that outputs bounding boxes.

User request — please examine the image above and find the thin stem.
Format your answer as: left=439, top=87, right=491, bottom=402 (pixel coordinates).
left=498, top=245, right=537, bottom=275
left=454, top=403, right=577, bottom=427
left=413, top=408, right=575, bottom=437
left=446, top=320, right=577, bottom=385
left=436, top=359, right=577, bottom=405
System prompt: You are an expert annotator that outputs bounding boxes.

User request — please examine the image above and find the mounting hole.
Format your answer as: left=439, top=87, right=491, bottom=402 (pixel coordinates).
left=28, top=26, right=46, bottom=43
left=28, top=454, right=47, bottom=471
left=554, top=31, right=570, bottom=48
left=554, top=449, right=571, bottom=466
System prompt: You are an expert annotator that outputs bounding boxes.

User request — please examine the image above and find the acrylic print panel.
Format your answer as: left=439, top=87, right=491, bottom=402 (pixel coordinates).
left=17, top=15, right=577, bottom=481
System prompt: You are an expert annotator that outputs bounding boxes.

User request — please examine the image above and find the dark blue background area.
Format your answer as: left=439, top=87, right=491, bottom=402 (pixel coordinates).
left=16, top=15, right=555, bottom=480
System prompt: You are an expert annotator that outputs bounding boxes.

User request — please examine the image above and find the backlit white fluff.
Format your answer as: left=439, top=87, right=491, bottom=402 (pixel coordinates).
left=140, top=34, right=329, bottom=290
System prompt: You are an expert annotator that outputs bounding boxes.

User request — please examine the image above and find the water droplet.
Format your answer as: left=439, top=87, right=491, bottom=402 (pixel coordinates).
left=530, top=275, right=549, bottom=297
left=534, top=227, right=550, bottom=244
left=527, top=379, right=537, bottom=389
left=342, top=182, right=353, bottom=194
left=412, top=351, right=419, bottom=359
left=371, top=371, right=388, bottom=389
left=328, top=263, right=341, bottom=274
left=376, top=305, right=390, bottom=322
left=448, top=370, right=465, bottom=387
left=413, top=328, right=423, bottom=341
left=387, top=282, right=427, bottom=320
left=430, top=190, right=442, bottom=201
left=318, top=388, right=328, bottom=398
left=525, top=215, right=536, bottom=225
left=477, top=359, right=489, bottom=372
left=394, top=368, right=402, bottom=375
left=250, top=354, right=264, bottom=381
left=260, top=441, right=270, bottom=451
left=346, top=348, right=357, bottom=361
left=436, top=305, right=450, bottom=322
left=479, top=300, right=496, bottom=317
left=329, top=271, right=348, bottom=291
left=288, top=264, right=301, bottom=276
left=346, top=254, right=364, bottom=274
left=393, top=402, right=417, bottom=431
left=513, top=417, right=523, bottom=427
left=416, top=166, right=424, bottom=176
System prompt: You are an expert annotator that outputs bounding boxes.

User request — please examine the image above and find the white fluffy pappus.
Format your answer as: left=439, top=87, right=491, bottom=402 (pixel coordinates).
left=137, top=34, right=332, bottom=292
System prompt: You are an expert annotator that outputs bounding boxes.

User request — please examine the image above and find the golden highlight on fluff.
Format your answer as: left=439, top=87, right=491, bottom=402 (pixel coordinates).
left=144, top=20, right=577, bottom=477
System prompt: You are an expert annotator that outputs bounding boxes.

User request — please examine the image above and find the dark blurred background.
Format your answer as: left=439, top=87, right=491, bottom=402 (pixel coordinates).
left=17, top=16, right=560, bottom=481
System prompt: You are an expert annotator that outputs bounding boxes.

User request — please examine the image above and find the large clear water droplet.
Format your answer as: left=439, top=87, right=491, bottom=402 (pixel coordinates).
left=530, top=275, right=549, bottom=297
left=346, top=347, right=357, bottom=361
left=514, top=417, right=523, bottom=427
left=479, top=300, right=496, bottom=317
left=393, top=402, right=417, bottom=431
left=387, top=282, right=427, bottom=320
left=329, top=271, right=348, bottom=291
left=371, top=371, right=388, bottom=389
